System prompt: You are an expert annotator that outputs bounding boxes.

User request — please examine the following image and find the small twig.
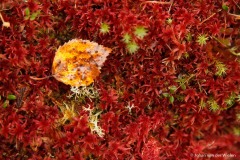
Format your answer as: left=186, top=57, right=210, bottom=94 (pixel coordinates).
left=223, top=14, right=227, bottom=38
left=29, top=75, right=53, bottom=80
left=168, top=0, right=173, bottom=13
left=142, top=0, right=173, bottom=13
left=199, top=12, right=217, bottom=25
left=166, top=44, right=172, bottom=51
left=0, top=12, right=10, bottom=28
left=142, top=1, right=172, bottom=5
left=232, top=0, right=240, bottom=10
left=211, top=36, right=240, bottom=56
left=0, top=12, right=5, bottom=22
left=175, top=74, right=195, bottom=92
left=0, top=8, right=11, bottom=11
left=228, top=12, right=240, bottom=20
left=197, top=81, right=207, bottom=95
left=211, top=36, right=227, bottom=48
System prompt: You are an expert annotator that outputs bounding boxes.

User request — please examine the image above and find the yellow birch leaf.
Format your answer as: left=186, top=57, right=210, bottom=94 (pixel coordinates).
left=52, top=39, right=111, bottom=87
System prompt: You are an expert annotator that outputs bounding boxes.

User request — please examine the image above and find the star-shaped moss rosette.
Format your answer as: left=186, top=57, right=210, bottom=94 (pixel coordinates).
left=52, top=39, right=112, bottom=87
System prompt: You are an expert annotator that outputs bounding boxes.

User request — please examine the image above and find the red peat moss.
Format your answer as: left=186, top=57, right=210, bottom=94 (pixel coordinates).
left=0, top=0, right=240, bottom=159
